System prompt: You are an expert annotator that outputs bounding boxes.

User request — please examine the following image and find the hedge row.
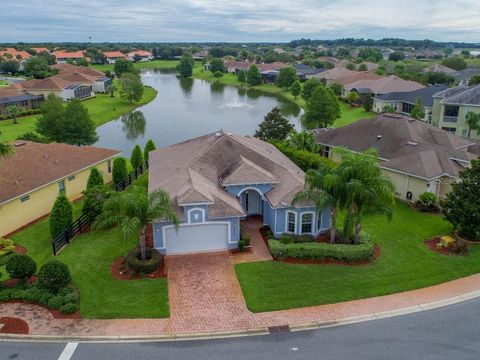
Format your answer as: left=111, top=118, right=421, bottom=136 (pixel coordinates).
left=0, top=108, right=42, bottom=121
left=269, top=232, right=374, bottom=262
left=270, top=140, right=336, bottom=172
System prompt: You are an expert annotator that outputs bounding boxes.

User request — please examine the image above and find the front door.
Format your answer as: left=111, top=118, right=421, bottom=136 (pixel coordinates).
left=242, top=190, right=261, bottom=215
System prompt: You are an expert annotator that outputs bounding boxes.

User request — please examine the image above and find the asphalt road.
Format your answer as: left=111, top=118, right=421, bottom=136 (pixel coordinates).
left=2, top=298, right=480, bottom=360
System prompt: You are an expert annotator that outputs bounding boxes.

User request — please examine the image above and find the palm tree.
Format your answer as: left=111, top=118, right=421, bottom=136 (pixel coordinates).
left=0, top=131, right=14, bottom=159
left=93, top=186, right=179, bottom=260
left=466, top=111, right=480, bottom=138
left=336, top=148, right=395, bottom=244
left=106, top=83, right=117, bottom=98
left=288, top=130, right=320, bottom=153
left=293, top=165, right=342, bottom=244
left=6, top=105, right=21, bottom=125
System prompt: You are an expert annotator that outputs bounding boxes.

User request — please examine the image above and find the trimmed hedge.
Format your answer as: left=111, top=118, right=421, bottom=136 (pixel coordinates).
left=0, top=238, right=15, bottom=257
left=5, top=254, right=37, bottom=280
left=270, top=140, right=336, bottom=172
left=0, top=108, right=42, bottom=121
left=269, top=232, right=374, bottom=262
left=125, top=248, right=162, bottom=275
left=38, top=260, right=72, bottom=294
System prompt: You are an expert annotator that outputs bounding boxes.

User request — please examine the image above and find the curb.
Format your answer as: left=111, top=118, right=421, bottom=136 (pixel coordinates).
left=2, top=289, right=480, bottom=343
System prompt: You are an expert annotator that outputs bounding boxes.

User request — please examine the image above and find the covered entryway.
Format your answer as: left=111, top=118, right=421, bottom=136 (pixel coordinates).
left=164, top=223, right=229, bottom=254
left=240, top=189, right=262, bottom=216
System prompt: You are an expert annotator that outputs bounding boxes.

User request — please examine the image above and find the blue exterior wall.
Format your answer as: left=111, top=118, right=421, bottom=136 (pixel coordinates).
left=271, top=206, right=331, bottom=237
left=225, top=183, right=273, bottom=198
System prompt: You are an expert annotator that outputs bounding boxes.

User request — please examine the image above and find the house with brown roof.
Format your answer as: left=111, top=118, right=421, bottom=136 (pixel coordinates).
left=148, top=130, right=331, bottom=254
left=53, top=50, right=88, bottom=64
left=0, top=141, right=120, bottom=237
left=51, top=63, right=112, bottom=93
left=127, top=50, right=153, bottom=62
left=343, top=76, right=424, bottom=102
left=314, top=114, right=477, bottom=202
left=103, top=51, right=128, bottom=64
left=313, top=67, right=381, bottom=86
left=0, top=48, right=32, bottom=70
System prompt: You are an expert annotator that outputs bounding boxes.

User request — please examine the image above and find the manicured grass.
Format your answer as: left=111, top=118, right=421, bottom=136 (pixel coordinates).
left=0, top=80, right=8, bottom=87
left=235, top=201, right=480, bottom=313
left=92, top=60, right=180, bottom=73
left=0, top=84, right=157, bottom=142
left=335, top=101, right=375, bottom=127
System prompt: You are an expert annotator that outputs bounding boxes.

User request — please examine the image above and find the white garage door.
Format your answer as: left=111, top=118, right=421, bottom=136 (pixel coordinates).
left=164, top=223, right=229, bottom=254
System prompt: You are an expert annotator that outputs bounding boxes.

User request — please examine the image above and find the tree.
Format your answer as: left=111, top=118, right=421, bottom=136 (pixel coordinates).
left=302, top=78, right=323, bottom=100
left=0, top=139, right=14, bottom=159
left=209, top=58, right=225, bottom=73
left=82, top=185, right=112, bottom=222
left=466, top=111, right=480, bottom=137
left=143, top=139, right=156, bottom=161
left=346, top=63, right=356, bottom=71
left=62, top=99, right=98, bottom=145
left=290, top=80, right=301, bottom=99
left=389, top=51, right=405, bottom=61
left=363, top=94, right=373, bottom=111
left=329, top=83, right=344, bottom=97
left=0, top=60, right=20, bottom=75
left=357, top=63, right=368, bottom=71
left=442, top=159, right=480, bottom=241
left=106, top=83, right=117, bottom=97
left=86, top=168, right=104, bottom=190
left=214, top=71, right=223, bottom=81
left=93, top=186, right=179, bottom=261
left=6, top=105, right=21, bottom=125
left=358, top=48, right=383, bottom=62
left=382, top=104, right=395, bottom=113
left=302, top=86, right=341, bottom=129
left=346, top=91, right=360, bottom=106
left=119, top=72, right=144, bottom=103
left=36, top=94, right=66, bottom=143
left=247, top=65, right=262, bottom=86
left=49, top=194, right=73, bottom=238
left=133, top=54, right=142, bottom=63
left=23, top=57, right=56, bottom=79
left=441, top=57, right=468, bottom=71
left=254, top=107, right=294, bottom=141
left=130, top=144, right=144, bottom=169
left=335, top=148, right=395, bottom=243
left=411, top=98, right=426, bottom=120
left=276, top=67, right=297, bottom=89
left=469, top=75, right=480, bottom=86
left=112, top=157, right=128, bottom=184
left=288, top=130, right=320, bottom=153
left=114, top=59, right=136, bottom=76
left=237, top=70, right=246, bottom=85
left=176, top=53, right=194, bottom=77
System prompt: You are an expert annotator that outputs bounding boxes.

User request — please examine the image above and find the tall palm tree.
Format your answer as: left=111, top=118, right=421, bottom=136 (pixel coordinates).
left=288, top=130, right=320, bottom=153
left=466, top=111, right=480, bottom=138
left=293, top=165, right=343, bottom=244
left=93, top=186, right=179, bottom=260
left=336, top=148, right=395, bottom=244
left=6, top=105, right=21, bottom=125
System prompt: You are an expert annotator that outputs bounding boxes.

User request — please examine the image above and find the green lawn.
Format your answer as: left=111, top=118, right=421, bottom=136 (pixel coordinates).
left=334, top=101, right=375, bottom=127
left=0, top=84, right=157, bottom=142
left=235, top=201, right=480, bottom=313
left=92, top=60, right=180, bottom=73
left=0, top=80, right=8, bottom=87
left=8, top=174, right=169, bottom=319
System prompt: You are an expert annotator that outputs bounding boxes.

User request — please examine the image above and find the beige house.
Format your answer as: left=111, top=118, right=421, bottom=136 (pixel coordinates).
left=314, top=114, right=477, bottom=203
left=0, top=141, right=120, bottom=237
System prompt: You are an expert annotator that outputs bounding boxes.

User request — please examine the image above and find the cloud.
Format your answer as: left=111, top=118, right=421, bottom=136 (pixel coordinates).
left=1, top=0, right=479, bottom=42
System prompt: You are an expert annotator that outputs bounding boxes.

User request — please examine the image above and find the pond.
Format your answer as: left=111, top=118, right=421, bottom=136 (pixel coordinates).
left=94, top=70, right=302, bottom=155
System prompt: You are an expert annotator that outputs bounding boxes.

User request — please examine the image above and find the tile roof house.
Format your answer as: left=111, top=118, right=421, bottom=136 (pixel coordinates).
left=102, top=51, right=128, bottom=64
left=32, top=47, right=50, bottom=54
left=344, top=76, right=424, bottom=97
left=127, top=50, right=153, bottom=62
left=314, top=114, right=477, bottom=202
left=0, top=48, right=32, bottom=61
left=373, top=84, right=449, bottom=122
left=0, top=141, right=120, bottom=237
left=53, top=50, right=88, bottom=64
left=148, top=130, right=331, bottom=254
left=313, top=68, right=382, bottom=86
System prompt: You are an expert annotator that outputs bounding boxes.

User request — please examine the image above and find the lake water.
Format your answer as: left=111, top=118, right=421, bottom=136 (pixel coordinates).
left=94, top=70, right=302, bottom=155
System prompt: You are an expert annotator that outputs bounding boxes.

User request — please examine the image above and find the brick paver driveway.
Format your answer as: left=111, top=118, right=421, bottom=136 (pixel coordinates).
left=165, top=251, right=264, bottom=333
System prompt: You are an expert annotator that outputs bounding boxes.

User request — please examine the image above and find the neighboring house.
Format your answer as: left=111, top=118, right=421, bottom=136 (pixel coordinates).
left=314, top=114, right=477, bottom=203
left=343, top=76, right=424, bottom=102
left=148, top=130, right=331, bottom=255
left=431, top=84, right=480, bottom=138
left=0, top=141, right=120, bottom=237
left=192, top=50, right=208, bottom=60
left=0, top=48, right=32, bottom=70
left=223, top=61, right=287, bottom=74
left=313, top=67, right=381, bottom=86
left=293, top=63, right=325, bottom=79
left=451, top=67, right=480, bottom=86
left=6, top=77, right=94, bottom=101
left=53, top=51, right=87, bottom=64
left=127, top=50, right=153, bottom=62
left=31, top=47, right=50, bottom=54
left=373, top=85, right=448, bottom=122
left=52, top=64, right=112, bottom=93
left=102, top=51, right=128, bottom=64
left=423, top=63, right=456, bottom=75
left=0, top=89, right=44, bottom=116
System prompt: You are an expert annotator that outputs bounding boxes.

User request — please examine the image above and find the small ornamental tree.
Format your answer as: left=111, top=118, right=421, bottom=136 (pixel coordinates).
left=237, top=70, right=246, bottom=85
left=38, top=260, right=72, bottom=294
left=119, top=72, right=144, bottom=103
left=130, top=144, right=144, bottom=169
left=49, top=195, right=73, bottom=238
left=247, top=65, right=262, bottom=86
left=329, top=83, right=343, bottom=97
left=346, top=91, right=360, bottom=105
left=112, top=157, right=128, bottom=184
left=290, top=80, right=302, bottom=99
left=302, top=86, right=341, bottom=129
left=6, top=254, right=37, bottom=280
left=86, top=168, right=104, bottom=190
left=363, top=94, right=373, bottom=111
left=214, top=71, right=223, bottom=81
left=411, top=98, right=426, bottom=120
left=442, top=159, right=480, bottom=241
left=82, top=185, right=112, bottom=222
left=302, top=78, right=323, bottom=100
left=254, top=107, right=294, bottom=141
left=276, top=66, right=297, bottom=89
left=143, top=139, right=156, bottom=161
left=209, top=58, right=225, bottom=73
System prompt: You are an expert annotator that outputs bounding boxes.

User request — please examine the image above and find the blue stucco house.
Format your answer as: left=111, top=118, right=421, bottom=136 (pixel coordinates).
left=148, top=130, right=331, bottom=255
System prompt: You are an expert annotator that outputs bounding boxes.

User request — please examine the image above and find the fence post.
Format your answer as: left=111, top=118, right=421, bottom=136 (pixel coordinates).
left=52, top=241, right=57, bottom=256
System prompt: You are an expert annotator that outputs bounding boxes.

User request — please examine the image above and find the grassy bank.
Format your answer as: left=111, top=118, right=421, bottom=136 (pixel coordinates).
left=0, top=84, right=157, bottom=142
left=92, top=59, right=180, bottom=73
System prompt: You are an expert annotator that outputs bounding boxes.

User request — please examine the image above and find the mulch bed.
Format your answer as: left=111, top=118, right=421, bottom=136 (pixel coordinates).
left=276, top=244, right=381, bottom=266
left=3, top=275, right=37, bottom=288
left=14, top=244, right=27, bottom=254
left=425, top=237, right=457, bottom=256
left=110, top=256, right=167, bottom=280
left=0, top=317, right=29, bottom=334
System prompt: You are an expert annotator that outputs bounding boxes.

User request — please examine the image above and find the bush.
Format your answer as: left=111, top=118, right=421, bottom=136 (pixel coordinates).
left=269, top=232, right=374, bottom=262
left=0, top=238, right=15, bottom=257
left=271, top=140, right=336, bottom=172
left=125, top=248, right=162, bottom=275
left=415, top=192, right=439, bottom=212
left=279, top=234, right=293, bottom=244
left=238, top=239, right=246, bottom=252
left=262, top=225, right=274, bottom=239
left=86, top=167, right=104, bottom=190
left=130, top=144, right=144, bottom=169
left=49, top=195, right=73, bottom=238
left=48, top=295, right=64, bottom=310
left=5, top=254, right=37, bottom=279
left=38, top=260, right=72, bottom=294
left=60, top=303, right=78, bottom=314
left=143, top=139, right=156, bottom=161
left=63, top=292, right=79, bottom=304
left=82, top=185, right=111, bottom=222
left=451, top=238, right=470, bottom=255
left=16, top=132, right=50, bottom=143
left=112, top=157, right=128, bottom=185
left=291, top=234, right=315, bottom=243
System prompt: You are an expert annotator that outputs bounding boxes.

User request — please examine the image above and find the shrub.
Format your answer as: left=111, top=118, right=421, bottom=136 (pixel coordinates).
left=291, top=234, right=315, bottom=243
left=143, top=139, right=156, bottom=161
left=60, top=303, right=78, bottom=314
left=451, top=238, right=470, bottom=255
left=125, top=248, right=162, bottom=275
left=86, top=167, right=104, bottom=190
left=130, top=144, right=144, bottom=169
left=16, top=132, right=50, bottom=143
left=238, top=239, right=246, bottom=252
left=112, top=157, right=128, bottom=184
left=82, top=185, right=111, bottom=222
left=48, top=295, right=64, bottom=310
left=63, top=292, right=79, bottom=304
left=38, top=260, right=72, bottom=294
left=49, top=195, right=73, bottom=238
left=0, top=238, right=15, bottom=257
left=269, top=232, right=374, bottom=262
left=5, top=254, right=37, bottom=279
left=415, top=192, right=439, bottom=212
left=262, top=225, right=274, bottom=239
left=279, top=234, right=293, bottom=244
left=271, top=140, right=335, bottom=172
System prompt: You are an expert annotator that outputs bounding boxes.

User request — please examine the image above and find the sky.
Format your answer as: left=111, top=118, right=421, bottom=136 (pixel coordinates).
left=2, top=0, right=480, bottom=43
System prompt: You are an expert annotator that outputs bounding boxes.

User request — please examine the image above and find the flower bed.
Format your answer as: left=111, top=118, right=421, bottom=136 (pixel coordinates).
left=269, top=232, right=375, bottom=263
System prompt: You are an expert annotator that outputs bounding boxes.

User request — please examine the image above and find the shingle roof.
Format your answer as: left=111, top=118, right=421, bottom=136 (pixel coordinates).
left=148, top=130, right=308, bottom=220
left=345, top=76, right=424, bottom=95
left=314, top=68, right=382, bottom=85
left=424, top=63, right=457, bottom=75
left=375, top=84, right=449, bottom=107
left=0, top=141, right=120, bottom=205
left=0, top=90, right=43, bottom=105
left=434, top=84, right=480, bottom=105
left=314, top=114, right=477, bottom=179
left=451, top=67, right=480, bottom=80
left=51, top=63, right=105, bottom=77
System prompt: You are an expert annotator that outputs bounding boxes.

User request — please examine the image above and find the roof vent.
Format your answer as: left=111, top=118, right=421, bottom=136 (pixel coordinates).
left=377, top=135, right=382, bottom=140
left=407, top=141, right=418, bottom=146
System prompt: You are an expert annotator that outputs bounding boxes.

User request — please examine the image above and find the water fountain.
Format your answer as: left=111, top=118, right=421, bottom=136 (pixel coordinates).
left=219, top=97, right=253, bottom=111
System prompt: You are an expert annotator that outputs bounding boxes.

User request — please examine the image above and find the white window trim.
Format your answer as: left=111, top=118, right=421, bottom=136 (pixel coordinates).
left=285, top=210, right=297, bottom=234
left=186, top=207, right=206, bottom=223
left=317, top=210, right=322, bottom=232
left=300, top=211, right=315, bottom=235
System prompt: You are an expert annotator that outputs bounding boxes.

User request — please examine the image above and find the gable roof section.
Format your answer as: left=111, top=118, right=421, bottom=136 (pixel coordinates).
left=435, top=84, right=480, bottom=106
left=51, top=63, right=105, bottom=77
left=345, top=76, right=424, bottom=95
left=220, top=156, right=277, bottom=186
left=375, top=84, right=448, bottom=107
left=0, top=141, right=120, bottom=205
